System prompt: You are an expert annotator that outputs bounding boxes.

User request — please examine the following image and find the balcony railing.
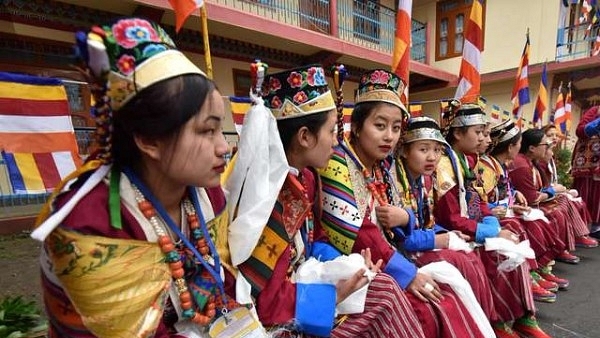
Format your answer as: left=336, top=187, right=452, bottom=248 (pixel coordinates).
left=556, top=23, right=598, bottom=61
left=212, top=0, right=428, bottom=63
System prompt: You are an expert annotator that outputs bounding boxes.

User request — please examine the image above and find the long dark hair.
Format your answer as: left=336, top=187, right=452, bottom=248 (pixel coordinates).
left=276, top=111, right=331, bottom=151
left=112, top=74, right=216, bottom=168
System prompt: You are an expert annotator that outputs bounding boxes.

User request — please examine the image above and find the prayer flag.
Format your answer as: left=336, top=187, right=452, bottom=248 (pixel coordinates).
left=0, top=72, right=81, bottom=194
left=455, top=0, right=484, bottom=103
left=553, top=82, right=565, bottom=129
left=169, top=0, right=204, bottom=32
left=409, top=104, right=422, bottom=117
left=491, top=104, right=501, bottom=120
left=511, top=32, right=530, bottom=123
left=533, top=63, right=548, bottom=127
left=391, top=0, right=412, bottom=105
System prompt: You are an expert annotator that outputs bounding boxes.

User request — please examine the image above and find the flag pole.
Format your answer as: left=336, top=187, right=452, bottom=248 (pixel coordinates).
left=199, top=5, right=213, bottom=79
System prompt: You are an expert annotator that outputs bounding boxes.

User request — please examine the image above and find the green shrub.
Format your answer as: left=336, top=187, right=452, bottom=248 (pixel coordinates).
left=554, top=147, right=573, bottom=188
left=0, top=296, right=47, bottom=338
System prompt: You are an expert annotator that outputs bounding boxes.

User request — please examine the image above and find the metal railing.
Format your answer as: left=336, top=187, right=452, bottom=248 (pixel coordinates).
left=212, top=0, right=428, bottom=62
left=556, top=23, right=598, bottom=61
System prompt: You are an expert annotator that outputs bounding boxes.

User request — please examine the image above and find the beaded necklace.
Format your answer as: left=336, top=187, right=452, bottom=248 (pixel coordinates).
left=286, top=172, right=315, bottom=276
left=342, top=142, right=391, bottom=207
left=397, top=159, right=434, bottom=229
left=124, top=168, right=235, bottom=326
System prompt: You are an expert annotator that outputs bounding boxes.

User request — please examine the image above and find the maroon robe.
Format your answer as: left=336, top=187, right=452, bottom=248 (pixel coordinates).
left=510, top=153, right=575, bottom=251
left=435, top=153, right=535, bottom=323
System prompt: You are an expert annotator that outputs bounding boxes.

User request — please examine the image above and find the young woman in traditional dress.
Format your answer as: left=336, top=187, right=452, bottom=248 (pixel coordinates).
left=32, top=18, right=237, bottom=337
left=434, top=104, right=551, bottom=338
left=539, top=124, right=597, bottom=249
left=509, top=129, right=587, bottom=265
left=319, top=69, right=488, bottom=338
left=484, top=120, right=570, bottom=303
left=393, top=117, right=498, bottom=325
left=233, top=64, right=427, bottom=338
left=571, top=106, right=600, bottom=237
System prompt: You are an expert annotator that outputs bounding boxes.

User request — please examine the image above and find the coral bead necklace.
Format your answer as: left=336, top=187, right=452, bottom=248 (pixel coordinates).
left=123, top=165, right=236, bottom=327
left=133, top=186, right=218, bottom=325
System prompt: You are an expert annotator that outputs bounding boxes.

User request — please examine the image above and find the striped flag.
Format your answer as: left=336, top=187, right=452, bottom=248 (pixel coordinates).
left=409, top=103, right=422, bottom=117
left=562, top=82, right=572, bottom=134
left=511, top=32, right=530, bottom=125
left=391, top=0, right=413, bottom=105
left=169, top=0, right=204, bottom=32
left=0, top=72, right=81, bottom=194
left=553, top=82, right=565, bottom=127
left=491, top=104, right=501, bottom=120
left=454, top=0, right=484, bottom=103
left=533, top=62, right=548, bottom=127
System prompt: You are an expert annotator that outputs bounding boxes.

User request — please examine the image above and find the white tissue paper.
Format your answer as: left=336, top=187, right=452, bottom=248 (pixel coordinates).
left=296, top=254, right=376, bottom=315
left=484, top=238, right=535, bottom=272
left=418, top=262, right=495, bottom=338
left=447, top=231, right=473, bottom=253
left=519, top=208, right=550, bottom=223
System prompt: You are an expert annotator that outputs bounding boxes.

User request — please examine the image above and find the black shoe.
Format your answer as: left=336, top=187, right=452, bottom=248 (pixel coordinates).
left=590, top=230, right=600, bottom=239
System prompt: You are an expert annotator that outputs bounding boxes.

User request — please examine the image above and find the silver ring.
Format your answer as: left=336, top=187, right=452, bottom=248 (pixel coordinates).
left=423, top=282, right=434, bottom=292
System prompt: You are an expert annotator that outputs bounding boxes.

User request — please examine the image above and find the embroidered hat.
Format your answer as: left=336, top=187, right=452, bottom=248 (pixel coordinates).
left=490, top=119, right=520, bottom=145
left=355, top=69, right=408, bottom=116
left=448, top=103, right=487, bottom=128
left=403, top=116, right=449, bottom=146
left=262, top=64, right=336, bottom=120
left=76, top=17, right=206, bottom=111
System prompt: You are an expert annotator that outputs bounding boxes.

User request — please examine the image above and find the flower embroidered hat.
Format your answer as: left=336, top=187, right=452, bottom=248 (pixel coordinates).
left=403, top=116, right=449, bottom=146
left=262, top=64, right=336, bottom=120
left=76, top=17, right=205, bottom=111
left=355, top=69, right=408, bottom=117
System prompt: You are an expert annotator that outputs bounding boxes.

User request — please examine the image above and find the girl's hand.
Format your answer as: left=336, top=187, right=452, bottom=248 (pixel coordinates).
left=514, top=191, right=528, bottom=206
left=498, top=229, right=519, bottom=244
left=407, top=273, right=443, bottom=303
left=376, top=205, right=409, bottom=229
left=335, top=249, right=382, bottom=304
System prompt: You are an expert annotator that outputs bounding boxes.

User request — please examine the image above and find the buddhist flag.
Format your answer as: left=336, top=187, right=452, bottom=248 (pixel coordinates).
left=511, top=32, right=530, bottom=125
left=0, top=72, right=81, bottom=194
left=533, top=63, right=548, bottom=128
left=455, top=0, right=484, bottom=103
left=409, top=104, right=422, bottom=117
left=391, top=0, right=412, bottom=105
left=553, top=82, right=565, bottom=128
left=169, top=0, right=204, bottom=32
left=562, top=82, right=572, bottom=134
left=491, top=104, right=501, bottom=120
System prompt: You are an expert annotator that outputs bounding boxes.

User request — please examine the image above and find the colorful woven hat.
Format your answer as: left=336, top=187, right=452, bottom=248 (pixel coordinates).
left=448, top=103, right=487, bottom=128
left=490, top=119, right=520, bottom=144
left=76, top=17, right=206, bottom=111
left=355, top=69, right=407, bottom=115
left=403, top=116, right=448, bottom=146
left=262, top=64, right=336, bottom=120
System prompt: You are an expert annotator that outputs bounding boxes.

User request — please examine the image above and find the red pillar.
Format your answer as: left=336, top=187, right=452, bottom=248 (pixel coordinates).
left=330, top=0, right=339, bottom=38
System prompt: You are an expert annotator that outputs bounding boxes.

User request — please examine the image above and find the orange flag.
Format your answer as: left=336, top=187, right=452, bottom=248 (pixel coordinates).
left=169, top=0, right=204, bottom=32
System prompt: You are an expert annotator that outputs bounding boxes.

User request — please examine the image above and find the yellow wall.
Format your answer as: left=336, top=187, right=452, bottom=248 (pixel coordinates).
left=414, top=0, right=560, bottom=75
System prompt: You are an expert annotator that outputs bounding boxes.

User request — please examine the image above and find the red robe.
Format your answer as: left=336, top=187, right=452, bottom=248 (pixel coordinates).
left=238, top=168, right=428, bottom=338
left=435, top=152, right=535, bottom=323
left=510, top=154, right=575, bottom=251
